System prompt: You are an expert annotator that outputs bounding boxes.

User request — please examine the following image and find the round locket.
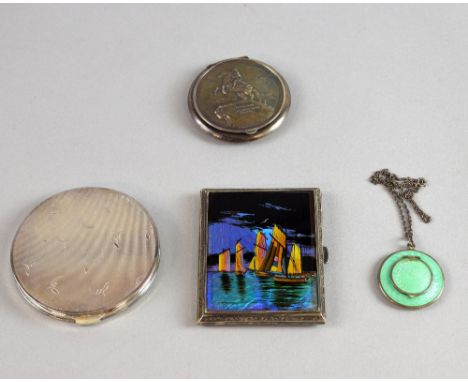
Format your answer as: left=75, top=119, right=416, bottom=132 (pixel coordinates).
left=378, top=249, right=444, bottom=309
left=188, top=56, right=291, bottom=142
left=11, top=187, right=160, bottom=324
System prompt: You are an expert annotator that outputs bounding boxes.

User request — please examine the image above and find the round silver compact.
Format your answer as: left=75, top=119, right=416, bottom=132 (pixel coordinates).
left=188, top=56, right=291, bottom=142
left=11, top=187, right=160, bottom=325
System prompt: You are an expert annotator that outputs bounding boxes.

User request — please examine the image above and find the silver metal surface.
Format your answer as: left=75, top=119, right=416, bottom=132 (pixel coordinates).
left=370, top=168, right=431, bottom=250
left=11, top=187, right=160, bottom=325
left=188, top=57, right=291, bottom=142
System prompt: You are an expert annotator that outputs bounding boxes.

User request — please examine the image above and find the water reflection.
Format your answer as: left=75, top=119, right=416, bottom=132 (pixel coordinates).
left=206, top=271, right=317, bottom=311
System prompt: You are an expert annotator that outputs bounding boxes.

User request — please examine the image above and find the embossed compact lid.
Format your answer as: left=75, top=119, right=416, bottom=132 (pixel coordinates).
left=11, top=187, right=160, bottom=325
left=188, top=56, right=291, bottom=142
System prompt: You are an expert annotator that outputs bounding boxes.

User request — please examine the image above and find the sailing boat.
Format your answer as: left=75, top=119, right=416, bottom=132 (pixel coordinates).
left=273, top=242, right=309, bottom=284
left=218, top=249, right=231, bottom=272
left=235, top=241, right=246, bottom=275
left=256, top=225, right=286, bottom=277
left=248, top=231, right=267, bottom=271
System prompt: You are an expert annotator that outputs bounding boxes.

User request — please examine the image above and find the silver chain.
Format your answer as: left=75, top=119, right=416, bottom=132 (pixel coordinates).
left=370, top=169, right=431, bottom=249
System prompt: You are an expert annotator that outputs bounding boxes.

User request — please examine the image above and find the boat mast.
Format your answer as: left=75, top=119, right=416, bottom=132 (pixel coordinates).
left=257, top=225, right=286, bottom=273
left=249, top=231, right=266, bottom=271
left=235, top=240, right=245, bottom=273
left=218, top=249, right=231, bottom=272
left=287, top=243, right=302, bottom=275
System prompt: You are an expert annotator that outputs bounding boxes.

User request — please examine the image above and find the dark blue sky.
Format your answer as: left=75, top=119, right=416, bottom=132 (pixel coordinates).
left=207, top=191, right=316, bottom=256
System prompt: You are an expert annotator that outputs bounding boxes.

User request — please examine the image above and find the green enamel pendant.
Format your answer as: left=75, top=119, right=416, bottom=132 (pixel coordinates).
left=378, top=249, right=444, bottom=308
left=370, top=169, right=445, bottom=309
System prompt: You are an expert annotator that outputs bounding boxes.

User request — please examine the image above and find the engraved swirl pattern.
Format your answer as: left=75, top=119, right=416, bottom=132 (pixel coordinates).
left=11, top=188, right=159, bottom=316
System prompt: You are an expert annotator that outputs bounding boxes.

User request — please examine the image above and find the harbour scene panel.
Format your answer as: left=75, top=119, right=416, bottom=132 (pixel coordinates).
left=206, top=191, right=318, bottom=312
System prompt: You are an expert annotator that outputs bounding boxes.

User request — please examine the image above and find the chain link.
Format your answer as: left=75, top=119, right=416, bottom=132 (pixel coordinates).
left=370, top=169, right=431, bottom=249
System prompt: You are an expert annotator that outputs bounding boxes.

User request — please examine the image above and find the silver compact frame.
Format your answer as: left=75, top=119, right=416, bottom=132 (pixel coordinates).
left=188, top=57, right=291, bottom=142
left=197, top=188, right=326, bottom=325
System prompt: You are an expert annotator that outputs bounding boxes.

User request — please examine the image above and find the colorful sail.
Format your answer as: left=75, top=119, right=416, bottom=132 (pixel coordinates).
left=257, top=225, right=286, bottom=273
left=272, top=224, right=286, bottom=247
left=270, top=251, right=284, bottom=273
left=235, top=241, right=246, bottom=273
left=287, top=243, right=302, bottom=274
left=249, top=231, right=267, bottom=270
left=248, top=256, right=257, bottom=270
left=218, top=249, right=230, bottom=272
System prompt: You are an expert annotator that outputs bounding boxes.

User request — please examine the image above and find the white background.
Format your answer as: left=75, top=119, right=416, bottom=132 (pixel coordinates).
left=1, top=4, right=467, bottom=378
